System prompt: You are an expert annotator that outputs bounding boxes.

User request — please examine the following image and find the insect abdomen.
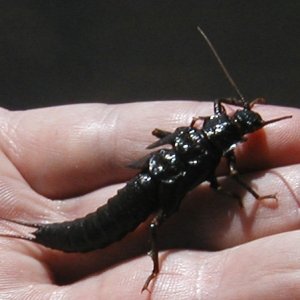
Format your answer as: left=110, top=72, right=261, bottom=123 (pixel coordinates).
left=32, top=173, right=159, bottom=252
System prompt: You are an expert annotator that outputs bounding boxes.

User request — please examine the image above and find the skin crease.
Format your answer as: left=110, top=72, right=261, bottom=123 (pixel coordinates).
left=0, top=101, right=298, bottom=299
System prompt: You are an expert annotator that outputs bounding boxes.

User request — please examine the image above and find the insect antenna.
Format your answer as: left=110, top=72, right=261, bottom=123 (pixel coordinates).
left=197, top=26, right=247, bottom=107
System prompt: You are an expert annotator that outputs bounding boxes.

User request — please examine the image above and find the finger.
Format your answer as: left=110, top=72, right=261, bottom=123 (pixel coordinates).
left=0, top=164, right=298, bottom=291
left=2, top=231, right=299, bottom=299
left=142, top=230, right=300, bottom=299
left=8, top=163, right=296, bottom=283
left=157, top=163, right=300, bottom=250
left=234, top=104, right=298, bottom=172
left=53, top=163, right=300, bottom=251
left=0, top=153, right=56, bottom=221
left=5, top=162, right=297, bottom=251
left=0, top=102, right=206, bottom=198
left=0, top=103, right=298, bottom=198
left=65, top=230, right=300, bottom=299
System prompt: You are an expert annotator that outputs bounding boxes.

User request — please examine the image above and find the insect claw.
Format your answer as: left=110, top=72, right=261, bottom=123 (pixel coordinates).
left=141, top=271, right=157, bottom=293
left=257, top=193, right=278, bottom=202
left=141, top=284, right=151, bottom=294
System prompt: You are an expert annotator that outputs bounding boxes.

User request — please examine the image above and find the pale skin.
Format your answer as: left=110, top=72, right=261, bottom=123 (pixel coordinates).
left=0, top=101, right=299, bottom=300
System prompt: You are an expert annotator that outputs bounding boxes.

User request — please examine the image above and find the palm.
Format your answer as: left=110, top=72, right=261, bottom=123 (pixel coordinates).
left=0, top=102, right=298, bottom=299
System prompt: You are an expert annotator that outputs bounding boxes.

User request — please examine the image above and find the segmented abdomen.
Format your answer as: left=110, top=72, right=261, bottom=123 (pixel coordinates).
left=32, top=173, right=159, bottom=252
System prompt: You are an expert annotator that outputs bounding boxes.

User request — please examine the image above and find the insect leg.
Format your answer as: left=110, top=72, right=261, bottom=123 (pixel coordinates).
left=141, top=209, right=165, bottom=293
left=209, top=175, right=242, bottom=205
left=225, top=150, right=277, bottom=202
left=214, top=98, right=245, bottom=114
left=249, top=97, right=266, bottom=108
left=214, top=97, right=266, bottom=114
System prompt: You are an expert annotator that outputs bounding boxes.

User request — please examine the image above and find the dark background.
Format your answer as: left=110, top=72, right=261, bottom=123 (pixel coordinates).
left=0, top=1, right=299, bottom=110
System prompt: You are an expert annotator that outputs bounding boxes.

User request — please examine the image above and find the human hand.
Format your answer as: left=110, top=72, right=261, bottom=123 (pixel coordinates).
left=0, top=102, right=299, bottom=299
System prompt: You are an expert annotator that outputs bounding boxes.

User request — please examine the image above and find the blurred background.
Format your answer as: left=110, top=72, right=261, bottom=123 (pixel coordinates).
left=0, top=1, right=299, bottom=110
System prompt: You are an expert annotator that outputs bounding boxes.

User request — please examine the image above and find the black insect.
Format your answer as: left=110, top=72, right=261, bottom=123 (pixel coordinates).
left=0, top=26, right=292, bottom=292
